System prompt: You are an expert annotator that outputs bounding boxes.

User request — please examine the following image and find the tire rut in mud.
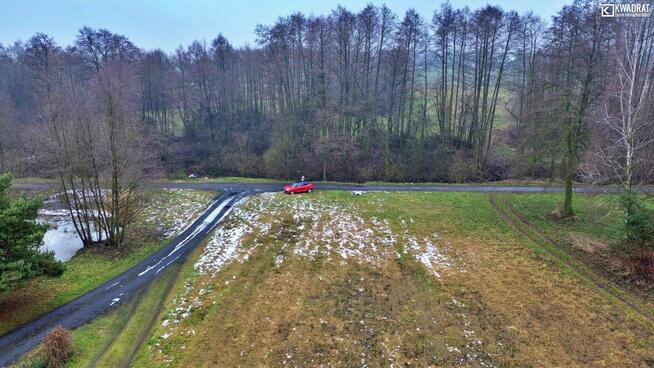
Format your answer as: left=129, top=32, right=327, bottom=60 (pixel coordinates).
left=489, top=193, right=654, bottom=325
left=86, top=288, right=145, bottom=368
left=119, top=265, right=181, bottom=368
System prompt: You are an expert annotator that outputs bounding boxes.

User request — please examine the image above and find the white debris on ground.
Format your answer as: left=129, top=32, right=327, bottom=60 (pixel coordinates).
left=447, top=298, right=498, bottom=368
left=194, top=218, right=251, bottom=274
left=403, top=232, right=451, bottom=279
left=142, top=189, right=212, bottom=238
left=288, top=198, right=400, bottom=266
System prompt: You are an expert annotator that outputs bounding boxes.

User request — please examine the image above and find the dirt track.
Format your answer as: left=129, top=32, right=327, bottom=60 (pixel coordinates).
left=489, top=193, right=654, bottom=325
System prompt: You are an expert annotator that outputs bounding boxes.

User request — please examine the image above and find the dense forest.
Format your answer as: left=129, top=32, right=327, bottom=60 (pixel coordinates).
left=0, top=1, right=652, bottom=190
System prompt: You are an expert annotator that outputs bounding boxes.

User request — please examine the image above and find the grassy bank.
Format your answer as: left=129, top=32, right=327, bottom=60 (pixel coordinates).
left=508, top=193, right=654, bottom=245
left=18, top=233, right=212, bottom=367
left=65, top=264, right=181, bottom=368
left=506, top=192, right=654, bottom=295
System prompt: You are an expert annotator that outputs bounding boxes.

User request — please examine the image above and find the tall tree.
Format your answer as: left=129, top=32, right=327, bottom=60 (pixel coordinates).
left=0, top=173, right=62, bottom=290
left=547, top=1, right=609, bottom=216
left=583, top=15, right=654, bottom=191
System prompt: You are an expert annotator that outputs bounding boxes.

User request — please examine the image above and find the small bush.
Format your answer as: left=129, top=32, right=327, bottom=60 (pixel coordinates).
left=618, top=193, right=654, bottom=245
left=41, top=259, right=66, bottom=277
left=41, top=326, right=74, bottom=368
left=449, top=151, right=478, bottom=183
left=36, top=253, right=66, bottom=277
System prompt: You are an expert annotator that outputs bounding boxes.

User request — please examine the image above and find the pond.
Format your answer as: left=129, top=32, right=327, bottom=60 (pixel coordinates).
left=38, top=196, right=105, bottom=262
left=40, top=218, right=84, bottom=262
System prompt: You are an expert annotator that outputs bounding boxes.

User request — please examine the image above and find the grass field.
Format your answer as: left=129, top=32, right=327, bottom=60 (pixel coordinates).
left=508, top=193, right=654, bottom=245
left=0, top=189, right=217, bottom=336
left=108, top=191, right=653, bottom=367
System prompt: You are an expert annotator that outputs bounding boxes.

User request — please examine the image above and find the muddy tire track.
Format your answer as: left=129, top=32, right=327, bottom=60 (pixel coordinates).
left=85, top=288, right=145, bottom=368
left=120, top=265, right=181, bottom=368
left=489, top=193, right=654, bottom=325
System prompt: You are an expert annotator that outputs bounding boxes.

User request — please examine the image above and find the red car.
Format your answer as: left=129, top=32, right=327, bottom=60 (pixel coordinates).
left=284, top=181, right=313, bottom=194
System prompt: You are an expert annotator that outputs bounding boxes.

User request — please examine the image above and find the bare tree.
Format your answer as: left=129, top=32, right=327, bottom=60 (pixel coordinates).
left=3, top=3, right=654, bottom=186
left=583, top=16, right=654, bottom=191
left=26, top=31, right=150, bottom=248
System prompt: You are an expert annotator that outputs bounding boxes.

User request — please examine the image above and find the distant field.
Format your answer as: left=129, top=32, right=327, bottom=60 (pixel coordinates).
left=60, top=191, right=654, bottom=367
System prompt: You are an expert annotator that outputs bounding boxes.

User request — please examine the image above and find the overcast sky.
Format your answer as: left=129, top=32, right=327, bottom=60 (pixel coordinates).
left=1, top=0, right=572, bottom=52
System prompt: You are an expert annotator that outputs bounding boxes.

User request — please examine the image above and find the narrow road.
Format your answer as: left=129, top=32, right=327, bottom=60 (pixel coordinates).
left=1, top=181, right=652, bottom=366
left=15, top=181, right=654, bottom=193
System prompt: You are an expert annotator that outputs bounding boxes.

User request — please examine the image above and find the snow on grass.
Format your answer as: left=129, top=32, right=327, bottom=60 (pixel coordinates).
left=159, top=195, right=271, bottom=340
left=142, top=189, right=213, bottom=238
left=158, top=192, right=466, bottom=352
left=405, top=235, right=451, bottom=279
left=261, top=194, right=402, bottom=266
left=186, top=192, right=461, bottom=278
left=193, top=218, right=251, bottom=274
left=447, top=298, right=497, bottom=368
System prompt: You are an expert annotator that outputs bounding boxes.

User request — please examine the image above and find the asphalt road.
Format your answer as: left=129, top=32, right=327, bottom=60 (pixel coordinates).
left=1, top=181, right=651, bottom=365
left=15, top=181, right=654, bottom=193
left=156, top=182, right=654, bottom=193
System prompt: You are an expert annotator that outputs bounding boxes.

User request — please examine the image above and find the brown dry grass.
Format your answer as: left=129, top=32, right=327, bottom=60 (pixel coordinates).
left=571, top=234, right=610, bottom=254
left=42, top=326, right=74, bottom=368
left=140, top=192, right=654, bottom=367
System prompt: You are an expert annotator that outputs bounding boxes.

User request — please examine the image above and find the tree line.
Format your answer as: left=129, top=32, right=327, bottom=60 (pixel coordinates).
left=0, top=1, right=652, bottom=213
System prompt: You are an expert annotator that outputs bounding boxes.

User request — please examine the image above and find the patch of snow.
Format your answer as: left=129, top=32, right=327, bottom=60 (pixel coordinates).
left=274, top=254, right=284, bottom=267
left=142, top=189, right=212, bottom=238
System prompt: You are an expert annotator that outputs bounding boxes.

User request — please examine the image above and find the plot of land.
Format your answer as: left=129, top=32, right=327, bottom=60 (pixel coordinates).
left=87, top=191, right=653, bottom=367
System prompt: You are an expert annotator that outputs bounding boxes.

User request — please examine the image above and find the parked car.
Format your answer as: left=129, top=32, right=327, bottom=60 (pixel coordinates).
left=283, top=181, right=313, bottom=194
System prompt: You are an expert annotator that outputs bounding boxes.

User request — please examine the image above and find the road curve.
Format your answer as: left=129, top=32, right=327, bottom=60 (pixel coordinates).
left=2, top=181, right=652, bottom=365
left=0, top=190, right=256, bottom=367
